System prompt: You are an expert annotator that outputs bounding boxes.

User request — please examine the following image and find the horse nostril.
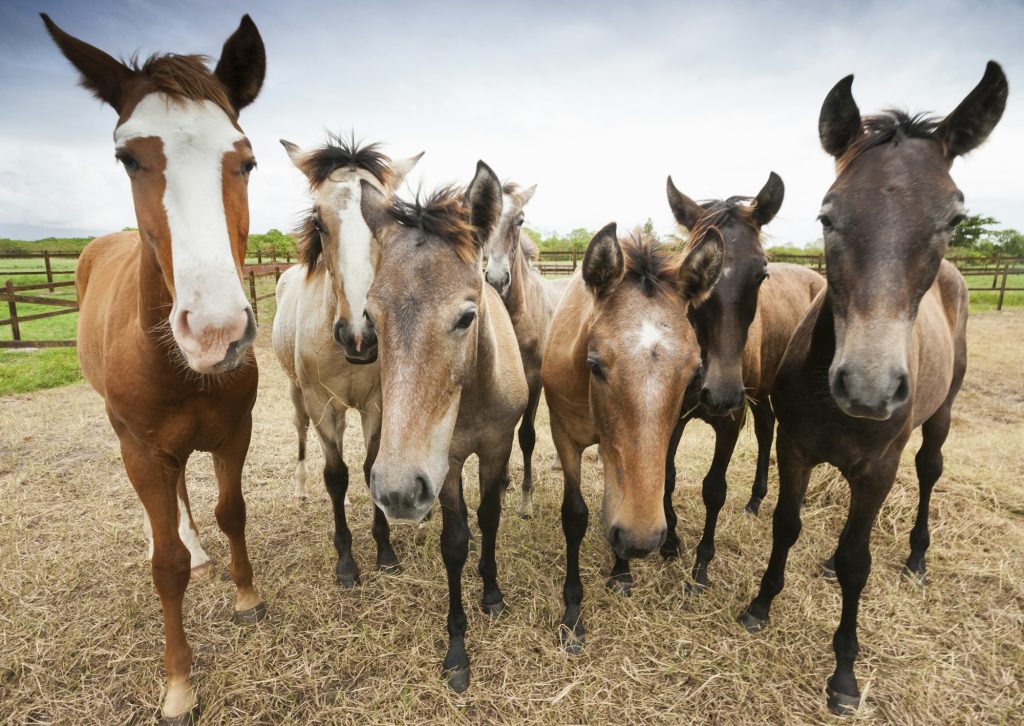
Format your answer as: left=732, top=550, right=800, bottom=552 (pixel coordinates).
left=414, top=474, right=431, bottom=503
left=892, top=371, right=910, bottom=405
left=609, top=525, right=622, bottom=550
left=833, top=366, right=850, bottom=400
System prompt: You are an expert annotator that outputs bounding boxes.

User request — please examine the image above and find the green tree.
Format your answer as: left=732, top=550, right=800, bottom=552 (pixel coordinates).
left=952, top=212, right=999, bottom=249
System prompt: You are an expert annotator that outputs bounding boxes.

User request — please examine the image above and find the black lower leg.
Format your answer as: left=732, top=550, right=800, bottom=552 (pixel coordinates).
left=691, top=469, right=726, bottom=591
left=746, top=403, right=775, bottom=515
left=363, top=443, right=398, bottom=571
left=477, top=475, right=505, bottom=615
left=560, top=484, right=588, bottom=653
left=440, top=498, right=471, bottom=692
left=324, top=460, right=358, bottom=587
left=906, top=446, right=942, bottom=578
left=661, top=417, right=686, bottom=560
left=607, top=555, right=633, bottom=595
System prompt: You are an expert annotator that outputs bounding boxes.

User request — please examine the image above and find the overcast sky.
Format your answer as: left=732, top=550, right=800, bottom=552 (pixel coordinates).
left=1, top=0, right=1021, bottom=246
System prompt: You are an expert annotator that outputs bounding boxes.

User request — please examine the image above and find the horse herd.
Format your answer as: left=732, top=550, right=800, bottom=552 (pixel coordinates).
left=39, top=12, right=1008, bottom=724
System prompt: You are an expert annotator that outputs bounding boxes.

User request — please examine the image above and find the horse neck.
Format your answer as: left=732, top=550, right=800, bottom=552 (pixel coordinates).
left=471, top=283, right=502, bottom=389
left=137, top=238, right=174, bottom=336
left=504, top=235, right=534, bottom=315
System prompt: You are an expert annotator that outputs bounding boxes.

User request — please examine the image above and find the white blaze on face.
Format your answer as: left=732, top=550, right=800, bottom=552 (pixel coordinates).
left=634, top=318, right=674, bottom=400
left=115, top=94, right=252, bottom=372
left=328, top=178, right=375, bottom=340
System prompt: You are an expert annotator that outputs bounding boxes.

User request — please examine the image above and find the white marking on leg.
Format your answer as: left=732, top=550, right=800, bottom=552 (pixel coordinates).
left=143, top=509, right=154, bottom=561
left=177, top=495, right=210, bottom=570
left=294, top=459, right=308, bottom=500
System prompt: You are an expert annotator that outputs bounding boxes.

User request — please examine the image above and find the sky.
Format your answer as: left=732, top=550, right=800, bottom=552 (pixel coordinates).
left=1, top=0, right=1022, bottom=246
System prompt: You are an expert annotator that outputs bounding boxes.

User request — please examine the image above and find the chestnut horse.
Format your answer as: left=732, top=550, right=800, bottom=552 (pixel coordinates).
left=272, top=136, right=421, bottom=585
left=661, top=174, right=824, bottom=591
left=360, top=165, right=528, bottom=692
left=43, top=14, right=267, bottom=724
left=738, top=63, right=1007, bottom=714
left=542, top=225, right=723, bottom=652
left=478, top=163, right=558, bottom=518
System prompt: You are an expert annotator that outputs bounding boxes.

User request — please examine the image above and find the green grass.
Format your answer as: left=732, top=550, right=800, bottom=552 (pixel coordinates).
left=0, top=348, right=81, bottom=395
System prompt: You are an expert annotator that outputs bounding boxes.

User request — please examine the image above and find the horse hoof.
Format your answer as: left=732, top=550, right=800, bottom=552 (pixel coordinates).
left=902, top=564, right=927, bottom=586
left=606, top=574, right=633, bottom=597
left=559, top=626, right=585, bottom=655
left=190, top=561, right=214, bottom=581
left=481, top=597, right=505, bottom=617
left=377, top=550, right=400, bottom=573
left=826, top=685, right=861, bottom=715
left=233, top=601, right=267, bottom=625
left=685, top=580, right=709, bottom=596
left=660, top=544, right=679, bottom=561
left=291, top=495, right=307, bottom=506
left=737, top=608, right=767, bottom=633
left=820, top=560, right=838, bottom=582
left=336, top=573, right=359, bottom=589
left=518, top=512, right=532, bottom=521
left=159, top=700, right=201, bottom=726
left=744, top=499, right=762, bottom=516
left=444, top=666, right=470, bottom=693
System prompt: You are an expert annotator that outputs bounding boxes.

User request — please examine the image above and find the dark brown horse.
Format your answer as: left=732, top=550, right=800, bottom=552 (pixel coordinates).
left=42, top=14, right=267, bottom=724
left=542, top=227, right=722, bottom=651
left=360, top=165, right=528, bottom=692
left=661, top=174, right=824, bottom=592
left=738, top=63, right=1007, bottom=715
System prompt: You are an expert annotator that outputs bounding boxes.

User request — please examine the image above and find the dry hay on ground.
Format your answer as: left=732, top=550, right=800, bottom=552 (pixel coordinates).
left=1, top=312, right=1022, bottom=725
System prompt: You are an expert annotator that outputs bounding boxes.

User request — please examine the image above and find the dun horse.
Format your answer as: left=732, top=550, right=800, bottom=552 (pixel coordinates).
left=42, top=14, right=268, bottom=724
left=542, top=224, right=723, bottom=651
left=738, top=64, right=1007, bottom=714
left=272, top=136, right=422, bottom=585
left=359, top=164, right=528, bottom=692
left=477, top=163, right=560, bottom=517
left=662, top=174, right=824, bottom=591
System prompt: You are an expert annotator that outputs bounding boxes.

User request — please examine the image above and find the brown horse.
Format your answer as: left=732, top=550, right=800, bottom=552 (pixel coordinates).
left=359, top=164, right=528, bottom=692
left=542, top=225, right=723, bottom=652
left=662, top=174, right=824, bottom=591
left=478, top=163, right=557, bottom=518
left=42, top=14, right=267, bottom=724
left=738, top=63, right=1007, bottom=715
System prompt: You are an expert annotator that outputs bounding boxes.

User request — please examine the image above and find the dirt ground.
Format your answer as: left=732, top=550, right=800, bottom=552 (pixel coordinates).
left=1, top=311, right=1022, bottom=725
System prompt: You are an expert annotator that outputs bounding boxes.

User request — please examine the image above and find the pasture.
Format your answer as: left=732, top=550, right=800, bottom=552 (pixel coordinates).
left=1, top=311, right=1021, bottom=724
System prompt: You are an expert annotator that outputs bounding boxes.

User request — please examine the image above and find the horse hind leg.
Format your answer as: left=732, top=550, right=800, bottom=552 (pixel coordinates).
left=142, top=465, right=211, bottom=579
left=290, top=382, right=311, bottom=503
left=904, top=405, right=951, bottom=583
left=517, top=382, right=542, bottom=519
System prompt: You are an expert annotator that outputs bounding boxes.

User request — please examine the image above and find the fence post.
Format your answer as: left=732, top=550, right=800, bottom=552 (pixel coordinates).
left=5, top=280, right=20, bottom=341
left=249, top=270, right=259, bottom=322
left=257, top=249, right=262, bottom=265
left=571, top=248, right=578, bottom=272
left=996, top=265, right=1009, bottom=311
left=817, top=254, right=824, bottom=272
left=44, top=250, right=55, bottom=292
left=992, top=256, right=1001, bottom=290
left=274, top=266, right=281, bottom=282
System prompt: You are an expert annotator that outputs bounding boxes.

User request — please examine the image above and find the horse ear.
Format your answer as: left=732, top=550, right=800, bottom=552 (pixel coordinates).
left=359, top=179, right=391, bottom=240
left=678, top=226, right=724, bottom=307
left=389, top=151, right=424, bottom=186
left=751, top=171, right=785, bottom=227
left=279, top=139, right=305, bottom=170
left=666, top=176, right=703, bottom=230
left=214, top=15, right=266, bottom=112
left=40, top=14, right=136, bottom=112
left=516, top=184, right=537, bottom=207
left=819, top=75, right=861, bottom=158
left=582, top=222, right=624, bottom=298
left=935, top=61, right=1008, bottom=159
left=465, top=160, right=503, bottom=247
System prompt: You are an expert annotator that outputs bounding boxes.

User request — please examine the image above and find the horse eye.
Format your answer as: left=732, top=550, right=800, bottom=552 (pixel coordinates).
left=454, top=310, right=476, bottom=330
left=116, top=153, right=140, bottom=172
left=948, top=213, right=966, bottom=229
left=586, top=356, right=604, bottom=379
left=818, top=214, right=834, bottom=230
left=758, top=271, right=769, bottom=285
left=240, top=159, right=257, bottom=176
left=363, top=309, right=374, bottom=326
left=311, top=217, right=324, bottom=233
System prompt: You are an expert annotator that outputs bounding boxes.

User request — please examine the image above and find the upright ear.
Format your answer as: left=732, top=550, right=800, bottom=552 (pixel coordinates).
left=465, top=160, right=503, bottom=246
left=582, top=222, right=624, bottom=298
left=279, top=139, right=305, bottom=170
left=935, top=61, right=1008, bottom=159
left=751, top=171, right=785, bottom=226
left=666, top=176, right=704, bottom=230
left=819, top=75, right=861, bottom=158
left=678, top=227, right=724, bottom=307
left=359, top=179, right=392, bottom=240
left=389, top=151, right=425, bottom=186
left=214, top=15, right=266, bottom=112
left=40, top=14, right=136, bottom=112
left=515, top=184, right=538, bottom=207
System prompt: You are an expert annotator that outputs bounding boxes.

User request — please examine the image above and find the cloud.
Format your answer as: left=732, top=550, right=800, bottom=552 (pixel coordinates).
left=2, top=0, right=1022, bottom=244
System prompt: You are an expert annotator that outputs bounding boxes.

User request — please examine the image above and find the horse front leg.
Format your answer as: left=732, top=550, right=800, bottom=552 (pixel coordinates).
left=660, top=414, right=687, bottom=561
left=360, top=410, right=398, bottom=572
left=439, top=460, right=471, bottom=692
left=121, top=438, right=198, bottom=724
left=516, top=379, right=542, bottom=519
left=212, top=412, right=266, bottom=621
left=745, top=400, right=775, bottom=515
left=690, top=415, right=741, bottom=593
left=551, top=417, right=588, bottom=653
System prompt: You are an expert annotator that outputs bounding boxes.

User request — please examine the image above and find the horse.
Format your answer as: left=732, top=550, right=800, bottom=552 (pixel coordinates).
left=661, top=174, right=824, bottom=592
left=359, top=164, right=528, bottom=692
left=476, top=163, right=558, bottom=518
left=738, top=63, right=1007, bottom=715
left=42, top=14, right=268, bottom=724
left=542, top=224, right=723, bottom=652
left=272, top=136, right=422, bottom=586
